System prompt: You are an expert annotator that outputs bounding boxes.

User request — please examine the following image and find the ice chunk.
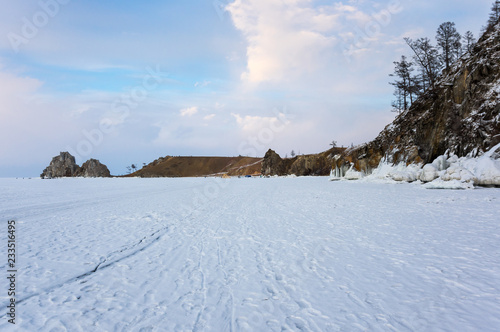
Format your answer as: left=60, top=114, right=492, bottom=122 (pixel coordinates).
left=432, top=155, right=449, bottom=171
left=344, top=168, right=364, bottom=180
left=472, top=143, right=500, bottom=186
left=420, top=164, right=439, bottom=182
left=441, top=164, right=476, bottom=183
left=389, top=163, right=420, bottom=182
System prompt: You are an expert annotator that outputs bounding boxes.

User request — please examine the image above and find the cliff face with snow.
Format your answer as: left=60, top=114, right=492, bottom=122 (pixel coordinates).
left=334, top=22, right=500, bottom=175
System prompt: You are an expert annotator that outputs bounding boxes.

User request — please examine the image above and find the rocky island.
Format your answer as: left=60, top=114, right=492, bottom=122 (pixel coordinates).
left=41, top=152, right=111, bottom=179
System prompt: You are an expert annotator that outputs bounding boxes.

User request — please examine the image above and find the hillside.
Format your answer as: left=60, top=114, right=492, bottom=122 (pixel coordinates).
left=129, top=156, right=262, bottom=177
left=131, top=23, right=500, bottom=180
left=259, top=22, right=500, bottom=180
left=332, top=21, right=500, bottom=174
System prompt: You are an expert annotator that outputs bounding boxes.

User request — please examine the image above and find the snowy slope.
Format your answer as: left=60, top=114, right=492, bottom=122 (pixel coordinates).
left=1, top=177, right=500, bottom=331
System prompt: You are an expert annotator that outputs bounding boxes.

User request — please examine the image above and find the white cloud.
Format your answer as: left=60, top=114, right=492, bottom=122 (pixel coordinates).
left=180, top=106, right=198, bottom=117
left=226, top=0, right=338, bottom=83
left=214, top=102, right=225, bottom=110
left=231, top=112, right=289, bottom=133
left=226, top=0, right=413, bottom=84
left=194, top=80, right=211, bottom=87
left=204, top=114, right=216, bottom=121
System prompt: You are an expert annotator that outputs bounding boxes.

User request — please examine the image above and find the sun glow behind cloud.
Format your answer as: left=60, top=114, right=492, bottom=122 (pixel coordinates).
left=226, top=0, right=339, bottom=83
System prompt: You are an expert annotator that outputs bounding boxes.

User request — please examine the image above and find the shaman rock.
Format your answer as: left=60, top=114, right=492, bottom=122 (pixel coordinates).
left=40, top=152, right=79, bottom=179
left=41, top=152, right=112, bottom=178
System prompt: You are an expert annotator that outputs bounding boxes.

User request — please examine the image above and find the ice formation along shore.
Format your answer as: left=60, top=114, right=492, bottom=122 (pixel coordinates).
left=330, top=143, right=500, bottom=189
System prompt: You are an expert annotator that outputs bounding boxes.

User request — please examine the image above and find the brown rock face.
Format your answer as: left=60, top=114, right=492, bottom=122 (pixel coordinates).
left=289, top=154, right=331, bottom=176
left=261, top=149, right=286, bottom=176
left=40, top=152, right=79, bottom=179
left=75, top=159, right=111, bottom=178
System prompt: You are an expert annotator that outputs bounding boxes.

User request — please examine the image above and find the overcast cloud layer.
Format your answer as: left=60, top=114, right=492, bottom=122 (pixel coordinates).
left=0, top=0, right=493, bottom=176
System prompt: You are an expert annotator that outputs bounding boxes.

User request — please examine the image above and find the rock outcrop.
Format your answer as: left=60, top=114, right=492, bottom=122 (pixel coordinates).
left=288, top=153, right=335, bottom=176
left=41, top=152, right=111, bottom=179
left=262, top=148, right=346, bottom=176
left=261, top=149, right=287, bottom=176
left=334, top=21, right=500, bottom=173
left=75, top=159, right=111, bottom=178
left=41, top=152, right=79, bottom=179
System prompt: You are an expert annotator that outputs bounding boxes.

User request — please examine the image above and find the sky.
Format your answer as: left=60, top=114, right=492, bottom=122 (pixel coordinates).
left=0, top=0, right=494, bottom=177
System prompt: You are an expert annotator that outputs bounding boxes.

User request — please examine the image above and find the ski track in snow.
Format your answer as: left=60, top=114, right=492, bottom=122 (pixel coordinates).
left=0, top=177, right=500, bottom=331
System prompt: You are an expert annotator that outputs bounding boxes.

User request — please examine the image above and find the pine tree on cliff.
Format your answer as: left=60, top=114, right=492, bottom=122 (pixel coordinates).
left=436, top=22, right=462, bottom=71
left=463, top=31, right=476, bottom=53
left=390, top=55, right=419, bottom=113
left=488, top=0, right=500, bottom=28
left=404, top=37, right=441, bottom=91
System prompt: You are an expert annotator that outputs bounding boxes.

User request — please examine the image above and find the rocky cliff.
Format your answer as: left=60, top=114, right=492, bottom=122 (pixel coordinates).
left=75, top=159, right=111, bottom=178
left=262, top=148, right=346, bottom=176
left=261, top=23, right=499, bottom=178
left=41, top=152, right=111, bottom=179
left=41, top=152, right=80, bottom=179
left=333, top=21, right=500, bottom=174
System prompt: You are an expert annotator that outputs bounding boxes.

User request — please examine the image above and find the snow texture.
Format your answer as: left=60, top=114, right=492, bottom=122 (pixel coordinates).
left=1, top=177, right=500, bottom=331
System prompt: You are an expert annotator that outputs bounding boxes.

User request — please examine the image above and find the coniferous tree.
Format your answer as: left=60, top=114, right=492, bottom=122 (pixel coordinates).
left=392, top=6, right=498, bottom=113
left=463, top=31, right=476, bottom=53
left=404, top=37, right=441, bottom=91
left=409, top=74, right=422, bottom=101
left=389, top=55, right=418, bottom=113
left=453, top=38, right=463, bottom=59
left=488, top=0, right=500, bottom=28
left=436, top=22, right=462, bottom=71
left=391, top=87, right=404, bottom=114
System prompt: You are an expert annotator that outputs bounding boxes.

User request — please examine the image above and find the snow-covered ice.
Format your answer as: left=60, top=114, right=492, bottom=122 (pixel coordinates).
left=1, top=177, right=500, bottom=331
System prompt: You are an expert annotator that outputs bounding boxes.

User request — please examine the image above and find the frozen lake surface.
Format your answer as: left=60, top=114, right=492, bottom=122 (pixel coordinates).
left=1, top=177, right=500, bottom=331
